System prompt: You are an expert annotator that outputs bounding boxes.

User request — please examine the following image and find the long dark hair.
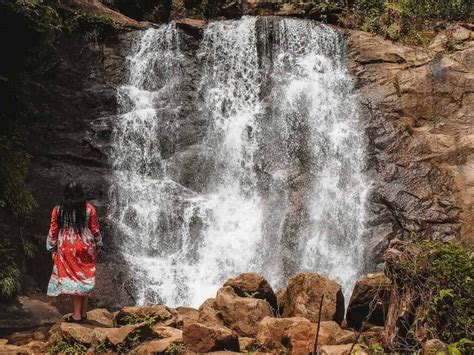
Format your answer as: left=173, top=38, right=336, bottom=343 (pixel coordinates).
left=58, top=181, right=87, bottom=231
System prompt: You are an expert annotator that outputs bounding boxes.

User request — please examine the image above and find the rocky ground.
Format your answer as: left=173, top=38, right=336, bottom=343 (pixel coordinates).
left=0, top=268, right=449, bottom=354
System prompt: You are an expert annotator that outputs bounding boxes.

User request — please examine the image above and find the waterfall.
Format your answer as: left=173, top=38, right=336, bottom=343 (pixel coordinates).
left=110, top=17, right=368, bottom=307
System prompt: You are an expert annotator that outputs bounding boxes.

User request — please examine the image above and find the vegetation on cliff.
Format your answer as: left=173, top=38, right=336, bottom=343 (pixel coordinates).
left=0, top=0, right=120, bottom=299
left=384, top=239, right=473, bottom=352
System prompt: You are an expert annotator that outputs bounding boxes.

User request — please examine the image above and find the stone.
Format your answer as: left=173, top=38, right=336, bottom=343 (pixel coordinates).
left=105, top=322, right=153, bottom=346
left=224, top=272, right=278, bottom=310
left=334, top=330, right=357, bottom=345
left=174, top=306, right=200, bottom=329
left=320, top=344, right=368, bottom=355
left=256, top=317, right=316, bottom=354
left=58, top=322, right=103, bottom=345
left=183, top=322, right=239, bottom=353
left=281, top=273, right=345, bottom=324
left=346, top=273, right=391, bottom=329
left=86, top=308, right=115, bottom=328
left=198, top=298, right=225, bottom=327
left=239, top=336, right=257, bottom=351
left=115, top=305, right=174, bottom=326
left=134, top=336, right=183, bottom=353
left=215, top=286, right=273, bottom=337
left=275, top=289, right=286, bottom=315
left=152, top=325, right=183, bottom=339
left=421, top=339, right=449, bottom=355
left=24, top=340, right=48, bottom=352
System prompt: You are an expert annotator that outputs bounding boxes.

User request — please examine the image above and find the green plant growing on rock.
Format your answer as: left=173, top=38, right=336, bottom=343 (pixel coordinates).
left=384, top=240, right=473, bottom=351
left=117, top=313, right=161, bottom=326
left=49, top=339, right=89, bottom=354
left=166, top=342, right=186, bottom=354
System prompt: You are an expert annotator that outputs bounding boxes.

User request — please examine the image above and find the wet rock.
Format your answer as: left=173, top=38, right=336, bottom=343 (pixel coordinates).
left=215, top=286, right=273, bottom=337
left=280, top=273, right=345, bottom=324
left=183, top=322, right=239, bottom=353
left=198, top=298, right=225, bottom=327
left=86, top=308, right=115, bottom=328
left=224, top=272, right=278, bottom=310
left=0, top=296, right=62, bottom=333
left=346, top=272, right=391, bottom=329
left=421, top=339, right=448, bottom=355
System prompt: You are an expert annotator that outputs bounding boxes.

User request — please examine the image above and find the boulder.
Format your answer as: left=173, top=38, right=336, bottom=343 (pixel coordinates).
left=239, top=336, right=257, bottom=351
left=24, top=340, right=48, bottom=353
left=256, top=317, right=315, bottom=354
left=198, top=298, right=225, bottom=327
left=183, top=323, right=239, bottom=353
left=134, top=336, right=183, bottom=353
left=57, top=322, right=105, bottom=345
left=152, top=325, right=183, bottom=339
left=215, top=286, right=273, bottom=337
left=320, top=344, right=368, bottom=355
left=174, top=306, right=200, bottom=329
left=256, top=317, right=345, bottom=353
left=281, top=273, right=345, bottom=324
left=334, top=330, right=357, bottom=345
left=86, top=308, right=115, bottom=328
left=224, top=273, right=278, bottom=310
left=421, top=339, right=448, bottom=355
left=105, top=322, right=153, bottom=346
left=115, top=305, right=174, bottom=326
left=346, top=273, right=391, bottom=329
left=7, top=327, right=48, bottom=345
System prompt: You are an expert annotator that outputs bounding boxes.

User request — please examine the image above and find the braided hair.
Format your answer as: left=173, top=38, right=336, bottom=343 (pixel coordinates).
left=58, top=181, right=87, bottom=232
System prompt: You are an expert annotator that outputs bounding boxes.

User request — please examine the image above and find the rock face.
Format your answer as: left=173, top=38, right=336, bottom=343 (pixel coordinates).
left=183, top=323, right=240, bottom=353
left=280, top=273, right=345, bottom=325
left=215, top=286, right=274, bottom=337
left=346, top=272, right=391, bottom=329
left=346, top=24, right=474, bottom=265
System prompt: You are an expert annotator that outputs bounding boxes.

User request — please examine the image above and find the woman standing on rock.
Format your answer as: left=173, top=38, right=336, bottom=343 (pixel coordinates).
left=46, top=181, right=102, bottom=322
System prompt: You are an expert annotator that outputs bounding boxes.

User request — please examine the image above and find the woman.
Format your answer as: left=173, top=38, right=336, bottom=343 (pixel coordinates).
left=46, top=181, right=102, bottom=322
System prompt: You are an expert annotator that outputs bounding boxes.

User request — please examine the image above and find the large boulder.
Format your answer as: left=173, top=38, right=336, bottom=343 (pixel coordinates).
left=198, top=298, right=225, bottom=327
left=280, top=273, right=345, bottom=324
left=215, top=286, right=274, bottom=337
left=256, top=317, right=315, bottom=353
left=183, top=322, right=239, bottom=353
left=224, top=273, right=278, bottom=310
left=346, top=272, right=391, bottom=329
left=173, top=306, right=200, bottom=329
left=86, top=308, right=115, bottom=328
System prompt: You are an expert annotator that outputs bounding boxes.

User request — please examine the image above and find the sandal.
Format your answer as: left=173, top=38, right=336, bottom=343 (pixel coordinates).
left=64, top=314, right=82, bottom=323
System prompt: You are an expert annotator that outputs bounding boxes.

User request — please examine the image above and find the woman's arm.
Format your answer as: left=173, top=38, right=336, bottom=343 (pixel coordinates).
left=46, top=206, right=59, bottom=252
left=88, top=204, right=103, bottom=249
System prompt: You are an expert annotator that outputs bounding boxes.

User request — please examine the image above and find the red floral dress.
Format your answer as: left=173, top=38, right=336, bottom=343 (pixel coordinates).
left=46, top=203, right=102, bottom=296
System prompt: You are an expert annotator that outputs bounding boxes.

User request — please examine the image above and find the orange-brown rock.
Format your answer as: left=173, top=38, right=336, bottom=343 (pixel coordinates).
left=256, top=317, right=315, bottom=354
left=239, top=336, right=257, bottom=352
left=320, top=344, right=368, bottom=355
left=183, top=322, right=239, bottom=353
left=105, top=322, right=153, bottom=346
left=134, top=337, right=182, bottom=353
left=86, top=308, right=115, bottom=328
left=346, top=273, right=391, bottom=329
left=152, top=325, right=183, bottom=339
left=198, top=298, right=225, bottom=327
left=174, top=306, right=200, bottom=329
left=224, top=272, right=278, bottom=310
left=215, top=286, right=273, bottom=337
left=334, top=330, right=357, bottom=345
left=280, top=273, right=345, bottom=324
left=275, top=289, right=286, bottom=315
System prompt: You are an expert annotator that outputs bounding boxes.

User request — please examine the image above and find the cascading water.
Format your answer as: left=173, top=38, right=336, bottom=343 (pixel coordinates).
left=110, top=17, right=368, bottom=307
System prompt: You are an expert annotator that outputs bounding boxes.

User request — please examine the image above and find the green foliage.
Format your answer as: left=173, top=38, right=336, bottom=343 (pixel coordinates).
left=368, top=342, right=384, bottom=354
left=63, top=10, right=120, bottom=39
left=387, top=241, right=473, bottom=346
left=0, top=241, right=21, bottom=299
left=5, top=0, right=62, bottom=32
left=116, top=329, right=143, bottom=353
left=448, top=338, right=474, bottom=355
left=117, top=313, right=160, bottom=326
left=166, top=342, right=186, bottom=354
left=49, top=339, right=88, bottom=354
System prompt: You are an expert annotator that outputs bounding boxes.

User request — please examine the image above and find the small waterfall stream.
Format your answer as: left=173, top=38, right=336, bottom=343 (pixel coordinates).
left=110, top=17, right=368, bottom=307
